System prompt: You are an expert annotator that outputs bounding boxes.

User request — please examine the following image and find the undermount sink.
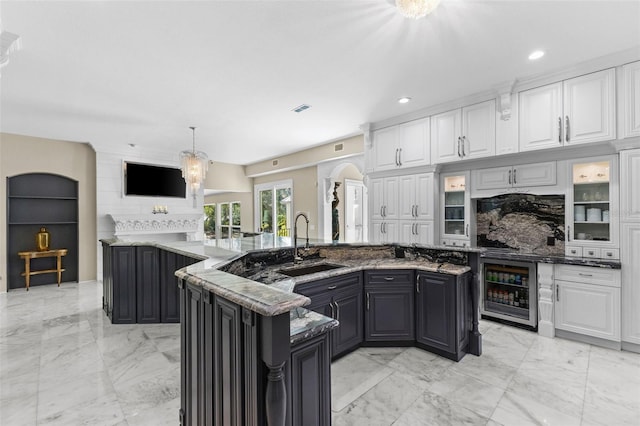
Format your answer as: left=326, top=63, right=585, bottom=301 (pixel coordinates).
left=278, top=263, right=345, bottom=277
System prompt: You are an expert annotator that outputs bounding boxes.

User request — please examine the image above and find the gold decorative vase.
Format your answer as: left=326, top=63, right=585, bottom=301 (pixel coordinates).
left=36, top=227, right=50, bottom=251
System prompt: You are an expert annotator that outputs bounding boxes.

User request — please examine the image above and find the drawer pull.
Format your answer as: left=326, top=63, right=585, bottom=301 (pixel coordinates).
left=571, top=250, right=577, bottom=254
left=384, top=277, right=395, bottom=281
left=578, top=273, right=593, bottom=277
left=588, top=251, right=594, bottom=256
left=327, top=285, right=337, bottom=290
left=606, top=252, right=612, bottom=257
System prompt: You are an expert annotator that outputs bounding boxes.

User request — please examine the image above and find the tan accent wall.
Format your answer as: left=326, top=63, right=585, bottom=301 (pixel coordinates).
left=0, top=133, right=97, bottom=293
left=204, top=161, right=253, bottom=192
left=335, top=164, right=364, bottom=242
left=204, top=192, right=254, bottom=232
left=254, top=167, right=319, bottom=238
left=245, top=135, right=363, bottom=177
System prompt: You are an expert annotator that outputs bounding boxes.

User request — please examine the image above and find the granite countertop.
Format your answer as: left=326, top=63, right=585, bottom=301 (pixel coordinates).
left=290, top=308, right=339, bottom=345
left=246, top=256, right=471, bottom=287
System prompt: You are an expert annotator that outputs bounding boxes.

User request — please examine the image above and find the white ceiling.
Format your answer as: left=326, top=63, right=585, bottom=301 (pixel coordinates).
left=1, top=0, right=639, bottom=165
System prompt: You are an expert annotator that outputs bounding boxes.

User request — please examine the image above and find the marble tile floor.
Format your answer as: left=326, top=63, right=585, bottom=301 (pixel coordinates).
left=1, top=281, right=639, bottom=425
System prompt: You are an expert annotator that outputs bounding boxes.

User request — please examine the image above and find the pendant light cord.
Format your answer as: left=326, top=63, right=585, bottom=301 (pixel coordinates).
left=190, top=126, right=196, bottom=153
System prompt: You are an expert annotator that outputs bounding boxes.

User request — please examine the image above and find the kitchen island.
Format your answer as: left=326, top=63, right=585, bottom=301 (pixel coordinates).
left=172, top=242, right=483, bottom=426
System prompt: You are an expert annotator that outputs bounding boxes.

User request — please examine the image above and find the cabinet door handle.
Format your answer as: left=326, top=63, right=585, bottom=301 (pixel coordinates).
left=578, top=273, right=593, bottom=277
left=558, top=117, right=562, bottom=143
left=457, top=137, right=461, bottom=157
left=461, top=136, right=466, bottom=156
left=380, top=206, right=384, bottom=217
left=465, top=224, right=469, bottom=237
left=395, top=148, right=399, bottom=166
left=327, top=285, right=337, bottom=290
left=366, top=292, right=370, bottom=311
left=513, top=168, right=517, bottom=185
left=416, top=275, right=421, bottom=293
left=384, top=276, right=395, bottom=281
left=335, top=300, right=340, bottom=320
left=556, top=284, right=559, bottom=302
left=398, top=148, right=402, bottom=166
left=565, top=116, right=570, bottom=142
left=330, top=301, right=336, bottom=318
left=508, top=169, right=512, bottom=185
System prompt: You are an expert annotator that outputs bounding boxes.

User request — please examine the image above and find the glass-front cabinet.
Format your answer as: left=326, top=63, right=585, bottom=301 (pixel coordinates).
left=566, top=156, right=619, bottom=259
left=440, top=171, right=471, bottom=247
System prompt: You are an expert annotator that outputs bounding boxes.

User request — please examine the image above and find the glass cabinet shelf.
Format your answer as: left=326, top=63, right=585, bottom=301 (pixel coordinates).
left=570, top=160, right=613, bottom=244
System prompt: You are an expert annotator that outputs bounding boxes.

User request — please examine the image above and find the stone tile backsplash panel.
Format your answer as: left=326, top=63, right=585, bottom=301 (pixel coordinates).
left=476, top=193, right=565, bottom=255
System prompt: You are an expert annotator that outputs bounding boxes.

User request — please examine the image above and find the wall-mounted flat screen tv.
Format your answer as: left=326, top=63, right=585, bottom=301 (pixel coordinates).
left=124, top=162, right=186, bottom=198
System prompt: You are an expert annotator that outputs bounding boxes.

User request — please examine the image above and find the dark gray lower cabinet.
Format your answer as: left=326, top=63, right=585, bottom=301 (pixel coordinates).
left=102, top=242, right=202, bottom=324
left=179, top=281, right=331, bottom=426
left=136, top=246, right=160, bottom=323
left=110, top=246, right=136, bottom=324
left=364, top=270, right=415, bottom=342
left=416, top=271, right=471, bottom=361
left=295, top=272, right=363, bottom=359
left=286, top=333, right=331, bottom=426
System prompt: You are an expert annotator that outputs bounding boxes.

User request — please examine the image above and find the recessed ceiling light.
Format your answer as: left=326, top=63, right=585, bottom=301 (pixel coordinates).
left=398, top=97, right=411, bottom=104
left=528, top=50, right=545, bottom=61
left=128, top=143, right=137, bottom=148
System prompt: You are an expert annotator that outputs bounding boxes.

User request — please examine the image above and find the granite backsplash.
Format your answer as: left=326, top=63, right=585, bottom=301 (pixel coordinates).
left=476, top=193, right=565, bottom=255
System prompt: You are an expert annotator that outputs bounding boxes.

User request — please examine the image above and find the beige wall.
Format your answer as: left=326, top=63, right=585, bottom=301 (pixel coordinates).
left=254, top=166, right=319, bottom=238
left=204, top=161, right=252, bottom=192
left=0, top=133, right=97, bottom=293
left=245, top=135, right=363, bottom=177
left=335, top=164, right=364, bottom=241
left=204, top=192, right=254, bottom=232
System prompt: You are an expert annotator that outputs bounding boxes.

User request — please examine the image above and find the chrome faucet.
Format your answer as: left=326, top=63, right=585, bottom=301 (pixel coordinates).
left=293, top=212, right=310, bottom=263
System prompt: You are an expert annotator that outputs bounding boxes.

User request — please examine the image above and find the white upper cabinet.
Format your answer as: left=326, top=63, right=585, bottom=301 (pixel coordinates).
left=432, top=100, right=496, bottom=164
left=473, top=162, right=557, bottom=191
left=620, top=61, right=640, bottom=139
left=519, top=69, right=616, bottom=152
left=621, top=149, right=640, bottom=222
left=519, top=83, right=563, bottom=150
left=371, top=118, right=430, bottom=172
left=373, top=126, right=400, bottom=171
left=398, top=118, right=431, bottom=168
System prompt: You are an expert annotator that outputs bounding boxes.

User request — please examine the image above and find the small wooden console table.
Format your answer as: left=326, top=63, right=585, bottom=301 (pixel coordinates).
left=18, top=249, right=68, bottom=291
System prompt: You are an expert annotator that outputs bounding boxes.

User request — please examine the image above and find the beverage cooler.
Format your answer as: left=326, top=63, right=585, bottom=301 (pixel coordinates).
left=480, top=259, right=537, bottom=329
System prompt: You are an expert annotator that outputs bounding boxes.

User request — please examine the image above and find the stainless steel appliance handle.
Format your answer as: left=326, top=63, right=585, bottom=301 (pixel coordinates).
left=565, top=116, right=570, bottom=142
